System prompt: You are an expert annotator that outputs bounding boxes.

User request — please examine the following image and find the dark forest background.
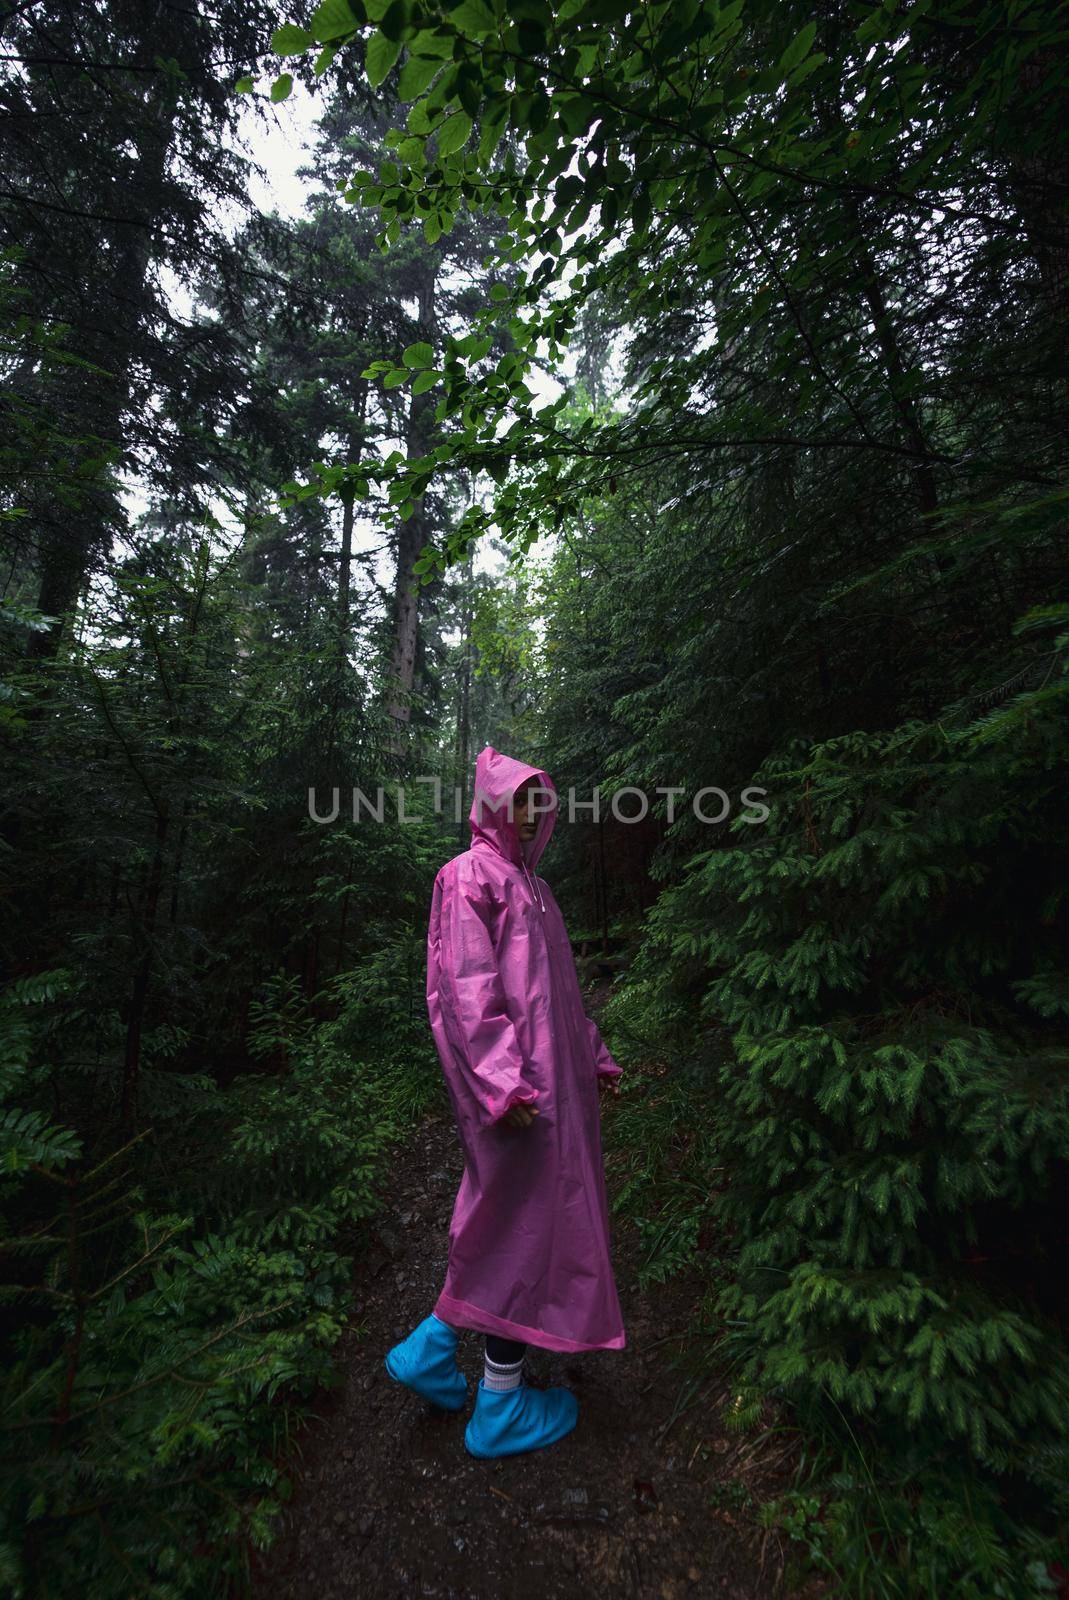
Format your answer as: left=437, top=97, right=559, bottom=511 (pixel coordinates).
left=1, top=1, right=1067, bottom=1594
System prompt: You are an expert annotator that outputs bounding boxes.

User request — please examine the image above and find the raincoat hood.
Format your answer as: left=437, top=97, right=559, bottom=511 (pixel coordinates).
left=469, top=744, right=558, bottom=877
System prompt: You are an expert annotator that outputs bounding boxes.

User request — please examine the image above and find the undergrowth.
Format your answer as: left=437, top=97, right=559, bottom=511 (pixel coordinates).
left=0, top=956, right=439, bottom=1598
left=599, top=1050, right=1068, bottom=1599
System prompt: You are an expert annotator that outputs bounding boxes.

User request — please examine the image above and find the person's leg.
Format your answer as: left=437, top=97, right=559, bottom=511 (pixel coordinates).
left=484, top=1332, right=526, bottom=1391
left=466, top=1331, right=578, bottom=1456
left=485, top=1333, right=526, bottom=1362
left=383, top=1312, right=468, bottom=1409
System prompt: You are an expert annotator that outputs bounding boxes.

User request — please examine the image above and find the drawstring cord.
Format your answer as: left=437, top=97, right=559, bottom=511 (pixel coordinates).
left=520, top=853, right=545, bottom=913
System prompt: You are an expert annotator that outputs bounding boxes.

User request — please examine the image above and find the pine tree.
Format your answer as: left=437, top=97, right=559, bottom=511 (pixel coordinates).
left=634, top=601, right=1069, bottom=1492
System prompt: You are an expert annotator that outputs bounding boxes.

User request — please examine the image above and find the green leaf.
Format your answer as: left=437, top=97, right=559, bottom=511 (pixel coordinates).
left=408, top=28, right=455, bottom=57
left=412, top=370, right=442, bottom=393
left=310, top=0, right=362, bottom=42
left=459, top=333, right=493, bottom=360
left=403, top=341, right=434, bottom=367
left=511, top=89, right=536, bottom=133
left=456, top=60, right=482, bottom=117
left=449, top=0, right=497, bottom=38
left=271, top=24, right=312, bottom=55
left=366, top=30, right=402, bottom=86
left=555, top=93, right=596, bottom=137
left=780, top=20, right=817, bottom=73
left=408, top=98, right=435, bottom=135
left=379, top=0, right=412, bottom=41
left=477, top=102, right=508, bottom=163
left=855, top=7, right=892, bottom=44
left=270, top=73, right=294, bottom=102
left=428, top=61, right=460, bottom=109
left=786, top=50, right=826, bottom=88
left=435, top=110, right=473, bottom=155
left=383, top=368, right=411, bottom=388
left=234, top=74, right=255, bottom=93
left=517, top=17, right=546, bottom=55
left=631, top=183, right=651, bottom=236
left=398, top=52, right=442, bottom=99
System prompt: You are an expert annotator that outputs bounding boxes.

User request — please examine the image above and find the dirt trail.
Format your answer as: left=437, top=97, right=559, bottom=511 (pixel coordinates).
left=247, top=1101, right=783, bottom=1600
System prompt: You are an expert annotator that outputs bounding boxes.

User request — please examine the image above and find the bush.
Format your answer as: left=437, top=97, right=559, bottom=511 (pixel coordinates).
left=617, top=605, right=1069, bottom=1577
left=0, top=965, right=439, bottom=1597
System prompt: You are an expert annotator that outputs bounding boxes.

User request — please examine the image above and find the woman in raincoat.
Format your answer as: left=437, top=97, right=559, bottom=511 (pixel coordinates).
left=385, top=744, right=626, bottom=1458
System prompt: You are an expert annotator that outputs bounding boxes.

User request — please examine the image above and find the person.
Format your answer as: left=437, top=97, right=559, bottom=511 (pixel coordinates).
left=384, top=744, right=625, bottom=1458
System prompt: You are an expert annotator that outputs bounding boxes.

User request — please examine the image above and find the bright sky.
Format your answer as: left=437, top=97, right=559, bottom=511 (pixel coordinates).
left=242, top=77, right=319, bottom=223
left=118, top=71, right=586, bottom=641
left=232, top=74, right=571, bottom=595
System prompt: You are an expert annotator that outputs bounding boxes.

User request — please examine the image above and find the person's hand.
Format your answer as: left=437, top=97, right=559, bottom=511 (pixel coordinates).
left=502, top=1102, right=540, bottom=1129
left=597, top=1074, right=621, bottom=1098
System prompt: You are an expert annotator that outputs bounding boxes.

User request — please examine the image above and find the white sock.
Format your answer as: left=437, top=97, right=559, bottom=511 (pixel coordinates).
left=484, top=1352, right=524, bottom=1392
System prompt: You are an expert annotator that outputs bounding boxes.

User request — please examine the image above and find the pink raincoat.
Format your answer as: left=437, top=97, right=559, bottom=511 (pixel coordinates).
left=428, top=745, right=626, bottom=1353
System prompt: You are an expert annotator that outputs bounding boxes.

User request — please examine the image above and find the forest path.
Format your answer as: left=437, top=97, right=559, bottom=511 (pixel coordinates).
left=247, top=1103, right=782, bottom=1600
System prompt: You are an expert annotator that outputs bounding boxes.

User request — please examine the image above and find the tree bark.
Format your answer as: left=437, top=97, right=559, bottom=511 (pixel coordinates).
left=387, top=266, right=437, bottom=753
left=454, top=546, right=474, bottom=845
left=121, top=805, right=168, bottom=1139
left=26, top=54, right=180, bottom=661
left=338, top=383, right=369, bottom=650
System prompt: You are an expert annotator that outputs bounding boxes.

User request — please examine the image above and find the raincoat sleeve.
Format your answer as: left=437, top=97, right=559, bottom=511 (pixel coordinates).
left=433, top=864, right=540, bottom=1128
left=585, top=1015, right=622, bottom=1080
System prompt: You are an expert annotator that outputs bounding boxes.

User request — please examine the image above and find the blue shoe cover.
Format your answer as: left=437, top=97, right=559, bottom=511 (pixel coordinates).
left=384, top=1313, right=468, bottom=1411
left=463, top=1377, right=579, bottom=1458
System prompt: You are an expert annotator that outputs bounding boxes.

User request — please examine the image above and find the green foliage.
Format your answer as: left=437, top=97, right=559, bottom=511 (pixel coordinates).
left=273, top=0, right=1069, bottom=573
left=5, top=0, right=1069, bottom=1591
left=0, top=971, right=84, bottom=1174
left=606, top=1060, right=727, bottom=1290
left=619, top=611, right=1069, bottom=1555
left=581, top=470, right=1069, bottom=1576
left=0, top=337, right=448, bottom=1592
left=0, top=967, right=439, bottom=1598
left=761, top=1434, right=1065, bottom=1600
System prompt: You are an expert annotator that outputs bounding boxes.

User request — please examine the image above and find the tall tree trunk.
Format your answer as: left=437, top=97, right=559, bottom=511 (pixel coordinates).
left=334, top=855, right=354, bottom=978
left=454, top=546, right=474, bottom=845
left=387, top=267, right=437, bottom=755
left=843, top=195, right=941, bottom=527
left=338, top=383, right=369, bottom=650
left=27, top=65, right=179, bottom=662
left=121, top=805, right=168, bottom=1139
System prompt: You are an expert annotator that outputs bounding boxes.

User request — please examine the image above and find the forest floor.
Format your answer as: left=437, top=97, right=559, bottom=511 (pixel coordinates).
left=246, top=1100, right=807, bottom=1600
